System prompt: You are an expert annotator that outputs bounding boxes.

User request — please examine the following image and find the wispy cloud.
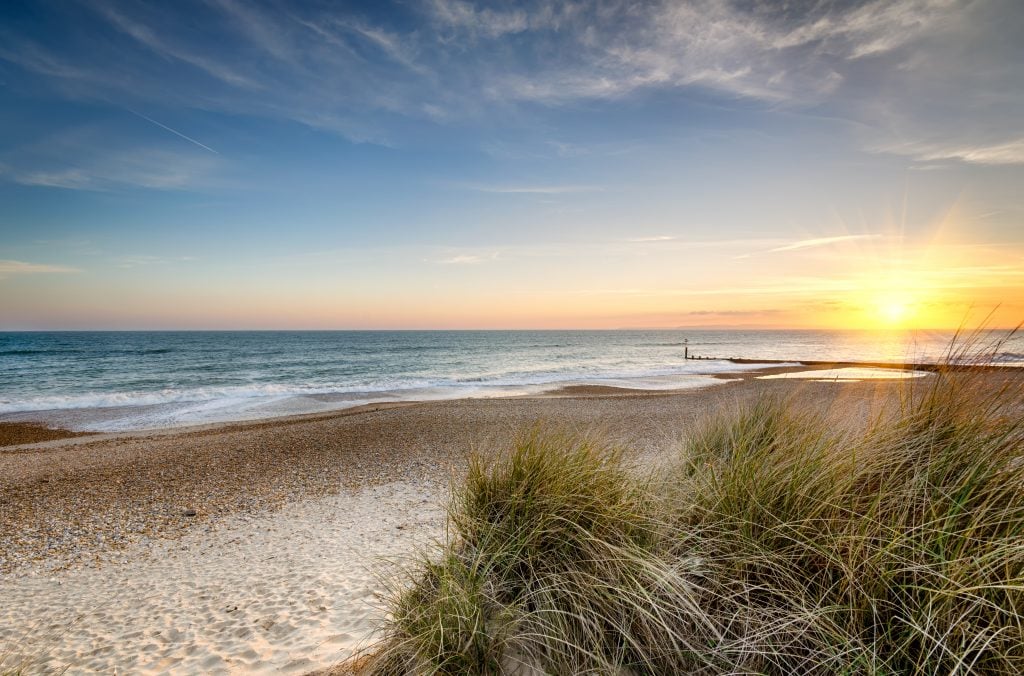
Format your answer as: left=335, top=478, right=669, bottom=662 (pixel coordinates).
left=767, top=234, right=884, bottom=253
left=92, top=2, right=261, bottom=89
left=419, top=237, right=778, bottom=267
left=429, top=0, right=538, bottom=39
left=0, top=0, right=1017, bottom=172
left=479, top=138, right=609, bottom=161
left=0, top=2, right=963, bottom=123
left=115, top=255, right=199, bottom=269
left=0, top=260, right=78, bottom=279
left=683, top=309, right=782, bottom=317
left=878, top=137, right=1024, bottom=166
left=339, top=20, right=433, bottom=77
left=463, top=184, right=601, bottom=195
left=206, top=0, right=297, bottom=65
left=570, top=282, right=855, bottom=298
left=575, top=259, right=1024, bottom=302
left=434, top=252, right=499, bottom=265
left=0, top=38, right=94, bottom=81
left=546, top=140, right=591, bottom=158
left=626, top=235, right=676, bottom=243
left=476, top=0, right=961, bottom=106
left=0, top=127, right=221, bottom=192
left=2, top=152, right=216, bottom=191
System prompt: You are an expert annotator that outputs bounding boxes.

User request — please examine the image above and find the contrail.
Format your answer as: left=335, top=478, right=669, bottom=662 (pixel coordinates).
left=127, top=109, right=220, bottom=155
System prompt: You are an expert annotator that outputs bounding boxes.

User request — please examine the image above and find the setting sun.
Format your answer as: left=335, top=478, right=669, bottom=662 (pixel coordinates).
left=878, top=296, right=914, bottom=326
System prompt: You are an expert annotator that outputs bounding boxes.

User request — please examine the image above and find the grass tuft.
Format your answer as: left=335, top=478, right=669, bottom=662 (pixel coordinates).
left=369, top=342, right=1024, bottom=675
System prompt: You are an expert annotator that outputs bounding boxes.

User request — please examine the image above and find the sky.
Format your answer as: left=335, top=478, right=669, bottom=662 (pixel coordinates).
left=0, top=0, right=1022, bottom=330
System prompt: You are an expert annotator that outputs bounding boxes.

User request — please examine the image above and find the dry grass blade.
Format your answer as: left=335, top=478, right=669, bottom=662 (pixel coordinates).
left=367, top=333, right=1024, bottom=675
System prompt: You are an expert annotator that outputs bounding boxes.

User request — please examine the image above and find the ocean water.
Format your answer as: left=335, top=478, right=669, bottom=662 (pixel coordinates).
left=0, top=330, right=1020, bottom=431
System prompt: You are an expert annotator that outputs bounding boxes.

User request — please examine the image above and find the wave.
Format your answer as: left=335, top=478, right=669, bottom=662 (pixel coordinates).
left=376, top=344, right=447, bottom=353
left=0, top=347, right=176, bottom=357
left=100, top=347, right=179, bottom=356
left=0, top=348, right=77, bottom=356
left=0, top=360, right=790, bottom=415
left=0, top=382, right=410, bottom=414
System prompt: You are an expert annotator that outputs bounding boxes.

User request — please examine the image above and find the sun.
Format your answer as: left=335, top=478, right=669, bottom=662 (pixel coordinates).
left=874, top=294, right=916, bottom=327
left=881, top=299, right=909, bottom=323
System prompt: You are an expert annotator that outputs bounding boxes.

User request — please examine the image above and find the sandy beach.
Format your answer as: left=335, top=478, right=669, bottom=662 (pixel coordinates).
left=1, top=480, right=444, bottom=673
left=5, top=0, right=1022, bottom=669
left=3, top=366, right=1007, bottom=674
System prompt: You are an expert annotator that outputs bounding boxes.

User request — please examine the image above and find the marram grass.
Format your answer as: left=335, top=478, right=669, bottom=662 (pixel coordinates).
left=368, top=357, right=1024, bottom=674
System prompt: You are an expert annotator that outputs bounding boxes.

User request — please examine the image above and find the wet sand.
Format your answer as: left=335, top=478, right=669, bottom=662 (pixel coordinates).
left=0, top=422, right=95, bottom=448
left=1, top=368, right=986, bottom=673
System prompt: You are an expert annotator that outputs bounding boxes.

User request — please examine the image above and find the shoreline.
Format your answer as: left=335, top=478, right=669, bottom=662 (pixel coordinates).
left=0, top=402, right=422, bottom=450
left=0, top=359, right=954, bottom=447
left=0, top=364, right=916, bottom=574
left=5, top=367, right=1017, bottom=673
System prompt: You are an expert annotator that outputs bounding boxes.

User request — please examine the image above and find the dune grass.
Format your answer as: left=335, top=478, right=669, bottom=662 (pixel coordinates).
left=368, top=349, right=1024, bottom=674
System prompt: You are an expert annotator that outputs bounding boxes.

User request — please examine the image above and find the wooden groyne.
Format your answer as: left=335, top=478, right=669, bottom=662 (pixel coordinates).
left=726, top=358, right=1022, bottom=373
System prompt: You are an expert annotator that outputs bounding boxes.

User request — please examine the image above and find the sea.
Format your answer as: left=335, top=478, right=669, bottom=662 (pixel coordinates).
left=1, top=330, right=1021, bottom=431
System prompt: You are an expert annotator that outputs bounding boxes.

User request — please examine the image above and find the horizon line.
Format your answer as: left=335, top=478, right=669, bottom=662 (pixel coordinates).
left=1, top=326, right=1019, bottom=333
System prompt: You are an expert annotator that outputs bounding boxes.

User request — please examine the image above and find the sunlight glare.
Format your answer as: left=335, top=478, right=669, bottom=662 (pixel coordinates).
left=875, top=294, right=915, bottom=327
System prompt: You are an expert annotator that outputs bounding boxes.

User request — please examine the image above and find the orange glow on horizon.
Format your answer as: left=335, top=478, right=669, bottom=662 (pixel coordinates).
left=1, top=206, right=1020, bottom=331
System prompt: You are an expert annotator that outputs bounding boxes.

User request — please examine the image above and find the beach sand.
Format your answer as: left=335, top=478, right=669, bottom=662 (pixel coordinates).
left=1, top=367, right=984, bottom=674
left=1, top=480, right=444, bottom=674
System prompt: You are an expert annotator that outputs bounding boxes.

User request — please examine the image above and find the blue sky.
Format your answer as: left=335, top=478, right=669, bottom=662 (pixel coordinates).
left=1, top=0, right=1022, bottom=329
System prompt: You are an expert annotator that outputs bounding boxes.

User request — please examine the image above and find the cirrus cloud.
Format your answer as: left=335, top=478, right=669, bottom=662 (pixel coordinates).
left=0, top=259, right=79, bottom=280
